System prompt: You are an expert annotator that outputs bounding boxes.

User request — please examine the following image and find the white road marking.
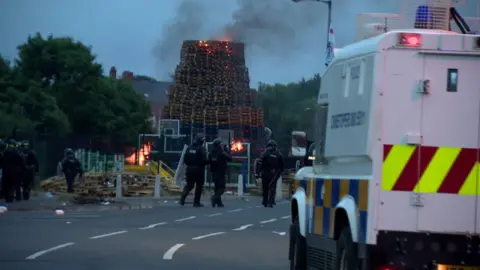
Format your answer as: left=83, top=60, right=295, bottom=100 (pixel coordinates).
left=192, top=232, right=226, bottom=240
left=139, top=222, right=167, bottom=230
left=273, top=231, right=287, bottom=236
left=260, top=218, right=277, bottom=224
left=67, top=215, right=100, bottom=218
left=247, top=206, right=253, bottom=209
left=26, top=242, right=75, bottom=260
left=163, top=243, right=185, bottom=260
left=277, top=201, right=289, bottom=205
left=89, top=230, right=127, bottom=239
left=175, top=216, right=196, bottom=222
left=227, top=208, right=243, bottom=213
left=232, top=224, right=253, bottom=231
left=255, top=205, right=262, bottom=208
left=207, top=213, right=222, bottom=217
left=281, top=215, right=291, bottom=219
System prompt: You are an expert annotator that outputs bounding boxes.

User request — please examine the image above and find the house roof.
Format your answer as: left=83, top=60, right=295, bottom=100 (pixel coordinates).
left=131, top=78, right=172, bottom=106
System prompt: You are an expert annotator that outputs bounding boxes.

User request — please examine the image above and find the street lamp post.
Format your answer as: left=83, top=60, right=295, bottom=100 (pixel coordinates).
left=320, top=0, right=332, bottom=46
left=293, top=0, right=332, bottom=65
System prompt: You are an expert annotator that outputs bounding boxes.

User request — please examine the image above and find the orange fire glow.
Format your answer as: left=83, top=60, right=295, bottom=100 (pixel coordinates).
left=231, top=140, right=244, bottom=152
left=197, top=40, right=232, bottom=56
left=126, top=143, right=151, bottom=166
left=216, top=35, right=231, bottom=42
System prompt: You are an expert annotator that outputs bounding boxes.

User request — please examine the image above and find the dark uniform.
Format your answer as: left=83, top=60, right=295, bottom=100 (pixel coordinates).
left=257, top=140, right=284, bottom=208
left=179, top=134, right=209, bottom=207
left=0, top=139, right=5, bottom=199
left=61, top=148, right=83, bottom=193
left=19, top=140, right=39, bottom=200
left=208, top=138, right=232, bottom=207
left=2, top=140, right=24, bottom=202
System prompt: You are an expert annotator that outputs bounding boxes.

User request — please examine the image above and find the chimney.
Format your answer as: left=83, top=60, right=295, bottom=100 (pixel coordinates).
left=122, top=71, right=134, bottom=81
left=109, top=66, right=117, bottom=78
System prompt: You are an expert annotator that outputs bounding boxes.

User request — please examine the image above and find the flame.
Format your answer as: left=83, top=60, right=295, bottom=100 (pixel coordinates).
left=217, top=35, right=231, bottom=42
left=231, top=140, right=244, bottom=152
left=196, top=40, right=232, bottom=56
left=125, top=143, right=151, bottom=166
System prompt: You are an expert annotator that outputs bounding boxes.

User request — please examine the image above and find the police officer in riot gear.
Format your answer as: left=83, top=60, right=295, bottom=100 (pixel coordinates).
left=0, top=139, right=5, bottom=199
left=61, top=148, right=83, bottom=193
left=2, top=139, right=24, bottom=202
left=257, top=140, right=284, bottom=208
left=208, top=138, right=232, bottom=207
left=179, top=134, right=209, bottom=207
left=19, top=140, right=39, bottom=200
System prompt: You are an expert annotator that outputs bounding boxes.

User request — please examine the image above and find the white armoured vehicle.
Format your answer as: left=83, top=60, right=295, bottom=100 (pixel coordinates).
left=289, top=0, right=480, bottom=269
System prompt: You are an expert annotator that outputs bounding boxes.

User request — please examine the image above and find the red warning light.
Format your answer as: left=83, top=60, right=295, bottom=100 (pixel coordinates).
left=398, top=33, right=422, bottom=47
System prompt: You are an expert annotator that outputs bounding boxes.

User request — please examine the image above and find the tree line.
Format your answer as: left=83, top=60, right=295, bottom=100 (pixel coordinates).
left=0, top=33, right=153, bottom=149
left=0, top=32, right=320, bottom=155
left=258, top=74, right=320, bottom=153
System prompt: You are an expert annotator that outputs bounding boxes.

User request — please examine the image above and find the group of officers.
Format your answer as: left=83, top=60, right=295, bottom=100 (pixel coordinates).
left=179, top=134, right=284, bottom=208
left=0, top=139, right=85, bottom=203
left=0, top=139, right=39, bottom=203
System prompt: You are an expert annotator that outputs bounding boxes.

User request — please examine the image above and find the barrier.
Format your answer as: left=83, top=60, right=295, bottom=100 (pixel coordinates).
left=154, top=174, right=161, bottom=198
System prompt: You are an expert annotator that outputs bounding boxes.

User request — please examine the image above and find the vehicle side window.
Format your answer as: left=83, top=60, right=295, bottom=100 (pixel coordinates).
left=447, top=68, right=458, bottom=92
left=315, top=104, right=328, bottom=165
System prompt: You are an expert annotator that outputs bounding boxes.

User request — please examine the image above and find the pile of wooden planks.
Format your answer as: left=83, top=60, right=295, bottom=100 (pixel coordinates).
left=162, top=40, right=264, bottom=127
left=40, top=172, right=165, bottom=197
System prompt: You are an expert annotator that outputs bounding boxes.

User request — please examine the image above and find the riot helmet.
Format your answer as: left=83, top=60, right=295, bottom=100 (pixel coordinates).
left=212, top=138, right=223, bottom=148
left=21, top=140, right=30, bottom=149
left=7, top=139, right=17, bottom=149
left=64, top=148, right=74, bottom=157
left=194, top=134, right=205, bottom=146
left=266, top=139, right=277, bottom=151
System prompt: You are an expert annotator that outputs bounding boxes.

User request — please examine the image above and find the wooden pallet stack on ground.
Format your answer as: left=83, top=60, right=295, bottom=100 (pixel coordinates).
left=229, top=107, right=242, bottom=124
left=251, top=108, right=265, bottom=126
left=40, top=172, right=163, bottom=197
left=205, top=107, right=217, bottom=125
left=240, top=107, right=252, bottom=126
left=162, top=40, right=265, bottom=132
left=191, top=106, right=205, bottom=123
left=217, top=107, right=229, bottom=124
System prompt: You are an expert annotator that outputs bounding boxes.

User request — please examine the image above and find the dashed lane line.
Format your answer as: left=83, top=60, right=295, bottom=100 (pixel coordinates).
left=192, top=232, right=226, bottom=240
left=139, top=222, right=167, bottom=230
left=227, top=208, right=243, bottom=213
left=163, top=243, right=185, bottom=260
left=26, top=242, right=75, bottom=260
left=207, top=213, right=222, bottom=217
left=89, top=230, right=128, bottom=239
left=260, top=218, right=277, bottom=224
left=175, top=216, right=196, bottom=222
left=281, top=215, right=291, bottom=219
left=232, top=224, right=253, bottom=231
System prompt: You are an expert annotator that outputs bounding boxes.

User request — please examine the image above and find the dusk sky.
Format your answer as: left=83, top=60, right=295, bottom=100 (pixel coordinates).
left=1, top=0, right=478, bottom=87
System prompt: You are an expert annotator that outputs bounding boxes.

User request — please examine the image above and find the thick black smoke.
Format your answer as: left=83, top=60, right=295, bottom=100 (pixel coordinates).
left=152, top=0, right=478, bottom=85
left=152, top=0, right=325, bottom=84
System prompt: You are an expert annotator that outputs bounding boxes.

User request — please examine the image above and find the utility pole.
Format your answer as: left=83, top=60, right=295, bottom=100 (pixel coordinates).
left=292, top=0, right=333, bottom=64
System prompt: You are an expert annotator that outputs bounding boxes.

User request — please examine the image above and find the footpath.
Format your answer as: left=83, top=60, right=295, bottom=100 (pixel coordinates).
left=1, top=192, right=255, bottom=212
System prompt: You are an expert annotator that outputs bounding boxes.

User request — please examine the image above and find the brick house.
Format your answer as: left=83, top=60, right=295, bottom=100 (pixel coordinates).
left=109, top=67, right=172, bottom=132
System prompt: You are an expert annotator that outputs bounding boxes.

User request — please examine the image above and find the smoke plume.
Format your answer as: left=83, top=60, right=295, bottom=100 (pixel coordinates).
left=152, top=0, right=477, bottom=86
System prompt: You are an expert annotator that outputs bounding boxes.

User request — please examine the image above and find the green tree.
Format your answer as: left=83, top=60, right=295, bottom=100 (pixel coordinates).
left=9, top=33, right=153, bottom=146
left=258, top=74, right=320, bottom=153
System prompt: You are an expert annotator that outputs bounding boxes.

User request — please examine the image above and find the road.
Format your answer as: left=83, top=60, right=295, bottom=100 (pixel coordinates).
left=0, top=197, right=291, bottom=270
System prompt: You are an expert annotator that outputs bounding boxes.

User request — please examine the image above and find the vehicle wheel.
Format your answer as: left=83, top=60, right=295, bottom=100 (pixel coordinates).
left=289, top=216, right=306, bottom=270
left=336, top=227, right=358, bottom=270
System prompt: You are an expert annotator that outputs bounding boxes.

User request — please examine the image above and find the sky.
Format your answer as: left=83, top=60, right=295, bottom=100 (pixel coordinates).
left=1, top=0, right=478, bottom=87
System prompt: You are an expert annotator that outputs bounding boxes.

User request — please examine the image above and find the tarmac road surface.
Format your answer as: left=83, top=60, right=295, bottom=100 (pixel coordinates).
left=0, top=197, right=291, bottom=270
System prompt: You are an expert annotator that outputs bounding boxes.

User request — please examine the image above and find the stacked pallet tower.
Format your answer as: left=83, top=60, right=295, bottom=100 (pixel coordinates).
left=162, top=40, right=265, bottom=153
